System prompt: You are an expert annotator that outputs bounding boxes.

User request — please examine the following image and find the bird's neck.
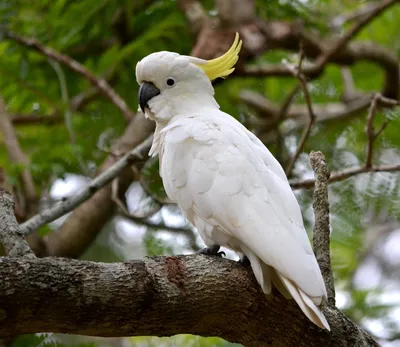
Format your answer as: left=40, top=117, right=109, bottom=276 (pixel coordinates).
left=148, top=92, right=219, bottom=122
left=148, top=95, right=219, bottom=157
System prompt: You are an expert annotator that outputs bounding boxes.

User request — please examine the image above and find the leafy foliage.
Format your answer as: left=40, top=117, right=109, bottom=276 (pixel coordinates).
left=1, top=0, right=400, bottom=346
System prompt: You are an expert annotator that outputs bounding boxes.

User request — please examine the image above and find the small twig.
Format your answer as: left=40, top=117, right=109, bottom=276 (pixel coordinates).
left=365, top=93, right=398, bottom=168
left=272, top=85, right=301, bottom=162
left=11, top=113, right=63, bottom=126
left=278, top=84, right=301, bottom=121
left=291, top=94, right=399, bottom=189
left=111, top=177, right=162, bottom=219
left=117, top=210, right=200, bottom=251
left=365, top=95, right=380, bottom=168
left=117, top=210, right=193, bottom=235
left=309, top=151, right=335, bottom=306
left=0, top=190, right=35, bottom=258
left=5, top=31, right=134, bottom=122
left=19, top=136, right=153, bottom=235
left=138, top=171, right=175, bottom=205
left=340, top=67, right=360, bottom=102
left=290, top=164, right=400, bottom=189
left=284, top=47, right=317, bottom=176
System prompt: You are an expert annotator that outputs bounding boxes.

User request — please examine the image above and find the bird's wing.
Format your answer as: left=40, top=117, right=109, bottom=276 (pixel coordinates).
left=160, top=113, right=326, bottom=299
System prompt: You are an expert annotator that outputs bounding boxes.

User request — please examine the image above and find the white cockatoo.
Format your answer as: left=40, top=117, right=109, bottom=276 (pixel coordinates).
left=136, top=33, right=330, bottom=330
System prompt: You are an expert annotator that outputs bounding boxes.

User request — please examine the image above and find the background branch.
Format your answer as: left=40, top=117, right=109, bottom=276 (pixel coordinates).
left=20, top=135, right=153, bottom=235
left=314, top=0, right=398, bottom=69
left=41, top=112, right=154, bottom=258
left=290, top=164, right=400, bottom=189
left=284, top=48, right=316, bottom=176
left=4, top=31, right=134, bottom=122
left=365, top=93, right=397, bottom=168
left=0, top=96, right=38, bottom=217
left=10, top=113, right=63, bottom=126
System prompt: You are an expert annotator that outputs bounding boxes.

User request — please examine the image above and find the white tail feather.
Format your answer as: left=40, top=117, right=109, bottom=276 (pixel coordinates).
left=241, top=247, right=330, bottom=330
left=241, top=246, right=272, bottom=294
left=278, top=274, right=330, bottom=331
left=269, top=266, right=291, bottom=299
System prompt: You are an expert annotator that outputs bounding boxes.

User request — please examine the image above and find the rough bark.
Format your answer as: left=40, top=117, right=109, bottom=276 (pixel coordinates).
left=0, top=256, right=378, bottom=346
left=310, top=151, right=336, bottom=306
left=0, top=191, right=34, bottom=259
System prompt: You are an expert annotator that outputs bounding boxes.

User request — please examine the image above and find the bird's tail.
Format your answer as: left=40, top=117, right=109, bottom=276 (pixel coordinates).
left=242, top=246, right=330, bottom=331
left=277, top=273, right=330, bottom=331
left=242, top=246, right=331, bottom=331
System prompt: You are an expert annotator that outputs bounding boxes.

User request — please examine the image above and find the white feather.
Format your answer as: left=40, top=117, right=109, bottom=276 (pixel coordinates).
left=157, top=109, right=330, bottom=331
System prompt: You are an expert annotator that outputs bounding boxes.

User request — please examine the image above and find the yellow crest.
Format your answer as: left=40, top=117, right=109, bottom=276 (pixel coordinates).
left=194, top=33, right=242, bottom=81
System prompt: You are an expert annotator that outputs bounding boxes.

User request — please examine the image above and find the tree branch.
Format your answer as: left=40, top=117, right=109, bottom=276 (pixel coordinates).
left=310, top=151, right=335, bottom=306
left=41, top=112, right=154, bottom=258
left=330, top=0, right=393, bottom=30
left=290, top=95, right=399, bottom=189
left=365, top=93, right=398, bottom=168
left=0, top=256, right=379, bottom=346
left=290, top=164, right=400, bottom=189
left=284, top=48, right=316, bottom=176
left=237, top=10, right=399, bottom=99
left=4, top=31, right=134, bottom=122
left=0, top=190, right=34, bottom=258
left=239, top=90, right=373, bottom=129
left=19, top=136, right=153, bottom=235
left=0, top=96, right=38, bottom=217
left=10, top=113, right=63, bottom=126
left=314, top=0, right=398, bottom=69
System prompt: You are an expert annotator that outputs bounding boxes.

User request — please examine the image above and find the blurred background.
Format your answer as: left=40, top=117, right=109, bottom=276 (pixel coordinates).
left=0, top=0, right=399, bottom=346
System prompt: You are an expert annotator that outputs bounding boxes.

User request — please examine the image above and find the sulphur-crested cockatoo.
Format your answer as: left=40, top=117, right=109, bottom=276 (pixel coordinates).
left=136, top=33, right=330, bottom=330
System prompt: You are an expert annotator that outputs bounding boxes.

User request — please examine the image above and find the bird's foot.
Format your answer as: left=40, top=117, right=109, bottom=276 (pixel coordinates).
left=196, top=245, right=225, bottom=258
left=238, top=255, right=251, bottom=266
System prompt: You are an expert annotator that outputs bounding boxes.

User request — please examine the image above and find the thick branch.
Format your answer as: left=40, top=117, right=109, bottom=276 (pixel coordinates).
left=20, top=136, right=153, bottom=235
left=0, top=256, right=378, bottom=346
left=310, top=152, right=335, bottom=305
left=5, top=31, right=134, bottom=122
left=0, top=191, right=34, bottom=258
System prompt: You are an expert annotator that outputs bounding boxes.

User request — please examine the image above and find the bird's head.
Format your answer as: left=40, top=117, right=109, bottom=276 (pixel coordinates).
left=136, top=33, right=242, bottom=121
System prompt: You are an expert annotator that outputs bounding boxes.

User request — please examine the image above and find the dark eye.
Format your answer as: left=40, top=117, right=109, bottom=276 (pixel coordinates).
left=166, top=77, right=175, bottom=86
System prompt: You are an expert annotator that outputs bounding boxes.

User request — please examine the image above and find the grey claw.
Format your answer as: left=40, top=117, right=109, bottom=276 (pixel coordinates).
left=238, top=255, right=251, bottom=266
left=197, top=245, right=224, bottom=257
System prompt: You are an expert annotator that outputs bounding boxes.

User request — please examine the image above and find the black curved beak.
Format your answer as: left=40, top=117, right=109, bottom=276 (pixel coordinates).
left=138, top=82, right=160, bottom=113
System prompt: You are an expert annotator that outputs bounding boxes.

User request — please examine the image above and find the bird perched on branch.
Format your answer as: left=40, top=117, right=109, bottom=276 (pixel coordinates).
left=136, top=33, right=330, bottom=331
